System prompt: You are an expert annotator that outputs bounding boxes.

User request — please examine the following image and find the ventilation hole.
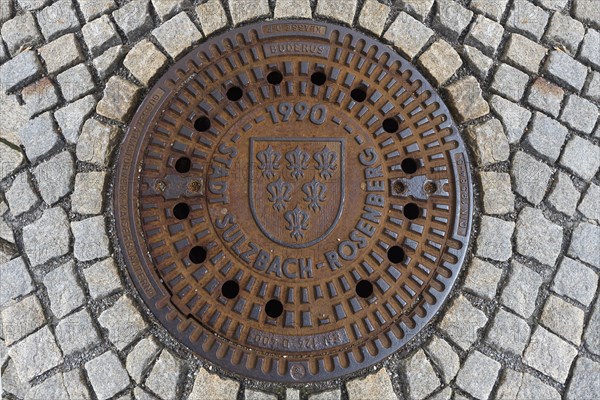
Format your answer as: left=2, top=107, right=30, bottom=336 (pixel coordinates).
left=221, top=280, right=240, bottom=299
left=194, top=116, right=211, bottom=132
left=175, top=157, right=191, bottom=173
left=351, top=87, right=367, bottom=102
left=173, top=203, right=190, bottom=220
left=383, top=118, right=399, bottom=133
left=387, top=246, right=405, bottom=264
left=265, top=299, right=283, bottom=318
left=226, top=86, right=243, bottom=101
left=356, top=280, right=374, bottom=298
left=311, top=71, right=327, bottom=86
left=267, top=70, right=283, bottom=85
left=401, top=157, right=418, bottom=174
left=403, top=203, right=420, bottom=220
left=189, top=246, right=207, bottom=264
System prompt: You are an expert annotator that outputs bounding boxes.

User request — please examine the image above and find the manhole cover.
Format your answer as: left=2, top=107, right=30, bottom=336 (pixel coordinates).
left=114, top=19, right=473, bottom=383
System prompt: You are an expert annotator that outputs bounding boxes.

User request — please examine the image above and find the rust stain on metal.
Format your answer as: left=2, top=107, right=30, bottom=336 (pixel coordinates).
left=113, top=20, right=474, bottom=383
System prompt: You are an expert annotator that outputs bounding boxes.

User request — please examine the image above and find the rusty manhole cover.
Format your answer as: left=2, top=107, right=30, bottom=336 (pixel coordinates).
left=114, top=20, right=473, bottom=383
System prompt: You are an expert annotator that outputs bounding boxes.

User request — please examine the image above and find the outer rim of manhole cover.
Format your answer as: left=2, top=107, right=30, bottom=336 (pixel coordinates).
left=113, top=19, right=474, bottom=383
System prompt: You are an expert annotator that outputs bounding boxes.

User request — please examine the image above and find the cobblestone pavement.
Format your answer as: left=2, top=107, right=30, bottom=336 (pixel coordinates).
left=0, top=0, right=599, bottom=399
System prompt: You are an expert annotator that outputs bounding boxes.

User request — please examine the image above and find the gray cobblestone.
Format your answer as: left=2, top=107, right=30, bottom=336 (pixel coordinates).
left=439, top=295, right=488, bottom=350
left=1, top=294, right=45, bottom=345
left=0, top=142, right=24, bottom=182
left=496, top=369, right=560, bottom=400
left=502, top=261, right=543, bottom=318
left=78, top=0, right=116, bottom=21
left=34, top=150, right=74, bottom=206
left=398, top=0, right=434, bottom=21
left=512, top=151, right=552, bottom=205
left=580, top=29, right=600, bottom=69
left=487, top=308, right=531, bottom=355
left=0, top=0, right=13, bottom=22
left=188, top=367, right=240, bottom=400
left=476, top=215, right=514, bottom=262
left=573, top=0, right=600, bottom=30
left=346, top=368, right=398, bottom=400
left=152, top=12, right=202, bottom=59
left=2, top=358, right=30, bottom=397
left=9, top=326, right=62, bottom=381
left=72, top=215, right=110, bottom=262
left=547, top=172, right=580, bottom=216
left=37, top=0, right=80, bottom=41
left=524, top=326, right=577, bottom=382
left=544, top=12, right=585, bottom=56
left=0, top=50, right=43, bottom=92
left=541, top=294, right=584, bottom=345
left=39, top=33, right=83, bottom=75
left=480, top=171, right=514, bottom=214
left=55, top=309, right=100, bottom=354
left=553, top=257, right=598, bottom=306
left=24, top=369, right=91, bottom=400
left=134, top=388, right=157, bottom=400
left=491, top=63, right=530, bottom=102
left=516, top=207, right=563, bottom=266
left=0, top=91, right=27, bottom=146
left=43, top=261, right=85, bottom=318
left=6, top=172, right=38, bottom=216
left=229, top=0, right=270, bottom=25
left=196, top=0, right=229, bottom=36
left=383, top=12, right=433, bottom=60
left=152, top=0, right=191, bottom=21
left=246, top=389, right=277, bottom=400
left=567, top=357, right=600, bottom=400
left=287, top=388, right=300, bottom=400
left=23, top=207, right=70, bottom=266
left=525, top=112, right=568, bottom=163
left=418, top=40, right=462, bottom=85
left=432, top=1, right=473, bottom=42
left=72, top=171, right=107, bottom=215
left=586, top=297, right=600, bottom=355
left=403, top=349, right=440, bottom=399
left=537, top=0, right=568, bottom=10
left=124, top=40, right=168, bottom=86
left=308, top=390, right=341, bottom=400
left=0, top=257, right=34, bottom=309
left=461, top=45, right=493, bottom=80
left=526, top=77, right=564, bottom=117
left=55, top=95, right=97, bottom=144
left=17, top=0, right=50, bottom=11
left=98, top=295, right=147, bottom=350
left=569, top=222, right=600, bottom=268
left=358, top=0, right=390, bottom=37
left=465, top=14, right=504, bottom=55
left=470, top=0, right=509, bottom=21
left=85, top=351, right=131, bottom=400
left=126, top=336, right=160, bottom=383
left=93, top=45, right=126, bottom=79
left=76, top=119, right=118, bottom=166
left=97, top=76, right=141, bottom=122
left=83, top=257, right=121, bottom=299
left=560, top=94, right=599, bottom=134
left=57, top=63, right=96, bottom=103
left=145, top=350, right=182, bottom=400
left=578, top=183, right=599, bottom=222
left=456, top=351, right=500, bottom=399
left=445, top=76, right=490, bottom=122
left=584, top=71, right=600, bottom=102
left=503, top=33, right=547, bottom=74
left=21, top=77, right=60, bottom=116
left=468, top=118, right=510, bottom=166
left=463, top=257, right=503, bottom=300
left=560, top=135, right=600, bottom=180
left=113, top=0, right=153, bottom=41
left=82, top=15, right=122, bottom=56
left=490, top=95, right=532, bottom=144
left=1, top=12, right=42, bottom=56
left=544, top=50, right=588, bottom=91
left=507, top=0, right=549, bottom=40
left=425, top=336, right=459, bottom=384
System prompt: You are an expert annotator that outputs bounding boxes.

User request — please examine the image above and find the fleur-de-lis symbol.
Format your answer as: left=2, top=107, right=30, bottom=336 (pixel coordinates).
left=302, top=178, right=326, bottom=212
left=286, top=146, right=310, bottom=180
left=284, top=206, right=309, bottom=240
left=266, top=177, right=292, bottom=211
left=257, top=145, right=281, bottom=179
left=314, top=146, right=337, bottom=179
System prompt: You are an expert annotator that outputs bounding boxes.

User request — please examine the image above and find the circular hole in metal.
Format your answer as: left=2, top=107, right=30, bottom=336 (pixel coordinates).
left=356, top=280, right=374, bottom=298
left=382, top=118, right=399, bottom=133
left=189, top=246, right=207, bottom=264
left=387, top=246, right=405, bottom=264
left=424, top=181, right=437, bottom=194
left=351, top=87, right=367, bottom=102
left=403, top=203, right=420, bottom=220
left=175, top=157, right=191, bottom=173
left=221, top=280, right=240, bottom=299
left=267, top=70, right=283, bottom=85
left=265, top=299, right=284, bottom=318
left=194, top=116, right=211, bottom=132
left=226, top=86, right=243, bottom=101
left=401, top=157, right=418, bottom=174
left=311, top=71, right=327, bottom=86
left=173, top=203, right=190, bottom=220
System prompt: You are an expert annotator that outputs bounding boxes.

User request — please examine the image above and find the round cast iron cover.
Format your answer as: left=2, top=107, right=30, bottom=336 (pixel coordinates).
left=114, top=19, right=474, bottom=383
